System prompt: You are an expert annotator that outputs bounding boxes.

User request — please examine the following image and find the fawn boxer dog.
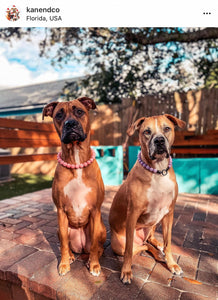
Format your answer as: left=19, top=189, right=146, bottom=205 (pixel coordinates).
left=43, top=97, right=106, bottom=276
left=109, top=114, right=186, bottom=284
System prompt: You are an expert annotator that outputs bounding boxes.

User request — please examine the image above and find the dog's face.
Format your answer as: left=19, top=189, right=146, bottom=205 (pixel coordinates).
left=42, top=97, right=96, bottom=144
left=128, top=114, right=186, bottom=161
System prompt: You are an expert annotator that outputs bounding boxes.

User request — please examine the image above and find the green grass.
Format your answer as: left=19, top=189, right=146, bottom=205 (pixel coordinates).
left=0, top=174, right=53, bottom=201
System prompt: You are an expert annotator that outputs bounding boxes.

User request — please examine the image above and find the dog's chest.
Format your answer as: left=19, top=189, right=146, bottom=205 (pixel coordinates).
left=145, top=174, right=175, bottom=225
left=63, top=149, right=91, bottom=218
left=63, top=176, right=91, bottom=217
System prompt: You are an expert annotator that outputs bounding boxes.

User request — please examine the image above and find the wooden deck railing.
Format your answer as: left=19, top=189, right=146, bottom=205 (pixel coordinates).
left=0, top=118, right=60, bottom=165
left=0, top=118, right=217, bottom=166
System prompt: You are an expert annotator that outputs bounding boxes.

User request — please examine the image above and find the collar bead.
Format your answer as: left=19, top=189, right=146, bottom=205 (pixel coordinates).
left=137, top=151, right=172, bottom=176
left=57, top=149, right=95, bottom=169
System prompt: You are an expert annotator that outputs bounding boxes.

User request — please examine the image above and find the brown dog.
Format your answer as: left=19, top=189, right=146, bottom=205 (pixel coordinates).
left=43, top=97, right=106, bottom=276
left=109, top=114, right=186, bottom=284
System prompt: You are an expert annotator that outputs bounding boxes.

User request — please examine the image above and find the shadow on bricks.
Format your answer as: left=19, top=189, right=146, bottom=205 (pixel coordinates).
left=0, top=187, right=217, bottom=300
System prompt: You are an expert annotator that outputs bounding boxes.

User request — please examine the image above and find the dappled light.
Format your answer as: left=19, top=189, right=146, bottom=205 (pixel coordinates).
left=0, top=187, right=217, bottom=299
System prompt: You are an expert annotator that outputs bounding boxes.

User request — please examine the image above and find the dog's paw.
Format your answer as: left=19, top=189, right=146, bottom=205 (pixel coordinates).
left=89, top=262, right=101, bottom=277
left=168, top=263, right=183, bottom=275
left=120, top=270, right=133, bottom=284
left=58, top=262, right=70, bottom=276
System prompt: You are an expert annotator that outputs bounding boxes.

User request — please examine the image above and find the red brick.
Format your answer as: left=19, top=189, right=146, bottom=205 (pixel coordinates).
left=0, top=186, right=216, bottom=300
left=137, top=282, right=181, bottom=300
left=0, top=213, right=13, bottom=219
left=132, top=253, right=155, bottom=270
left=206, top=213, right=218, bottom=225
left=1, top=199, right=19, bottom=205
left=47, top=211, right=56, bottom=215
left=37, top=214, right=56, bottom=221
left=35, top=241, right=60, bottom=257
left=99, top=256, right=123, bottom=272
left=0, top=222, right=12, bottom=230
left=28, top=219, right=50, bottom=230
left=22, top=207, right=39, bottom=212
left=47, top=235, right=59, bottom=244
left=0, top=218, right=22, bottom=225
left=180, top=292, right=212, bottom=300
left=132, top=264, right=150, bottom=281
left=0, top=205, right=17, bottom=213
left=45, top=219, right=58, bottom=227
left=202, top=232, right=218, bottom=247
left=183, top=230, right=203, bottom=250
left=171, top=246, right=199, bottom=258
left=199, top=243, right=217, bottom=253
left=197, top=270, right=218, bottom=286
left=11, top=284, right=35, bottom=300
left=15, top=228, right=40, bottom=235
left=0, top=202, right=9, bottom=209
left=39, top=226, right=58, bottom=234
left=28, top=212, right=42, bottom=217
left=148, top=262, right=174, bottom=285
left=7, top=251, right=57, bottom=286
left=198, top=253, right=218, bottom=273
left=0, top=239, right=18, bottom=255
left=178, top=255, right=199, bottom=279
left=0, top=231, right=20, bottom=241
left=25, top=233, right=50, bottom=246
left=5, top=221, right=32, bottom=232
left=103, top=244, right=121, bottom=259
left=20, top=216, right=41, bottom=223
left=14, top=229, right=42, bottom=245
left=171, top=232, right=187, bottom=246
left=89, top=272, right=144, bottom=300
left=30, top=258, right=70, bottom=299
left=171, top=277, right=217, bottom=298
left=178, top=215, right=194, bottom=227
left=34, top=293, right=51, bottom=300
left=0, top=244, right=37, bottom=277
left=0, top=279, right=12, bottom=300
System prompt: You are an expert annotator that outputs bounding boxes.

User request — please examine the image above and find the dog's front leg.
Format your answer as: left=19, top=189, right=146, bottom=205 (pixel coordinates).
left=88, top=210, right=102, bottom=276
left=120, top=211, right=138, bottom=284
left=162, top=209, right=182, bottom=275
left=57, top=208, right=73, bottom=275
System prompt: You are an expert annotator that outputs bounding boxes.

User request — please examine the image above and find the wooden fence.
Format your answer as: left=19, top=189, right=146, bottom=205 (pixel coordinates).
left=90, top=88, right=218, bottom=146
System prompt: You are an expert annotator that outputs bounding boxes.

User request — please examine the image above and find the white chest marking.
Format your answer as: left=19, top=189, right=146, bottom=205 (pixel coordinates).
left=63, top=148, right=91, bottom=217
left=146, top=173, right=175, bottom=225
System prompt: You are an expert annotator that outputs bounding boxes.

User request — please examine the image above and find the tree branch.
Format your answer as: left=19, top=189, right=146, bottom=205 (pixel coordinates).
left=125, top=28, right=218, bottom=45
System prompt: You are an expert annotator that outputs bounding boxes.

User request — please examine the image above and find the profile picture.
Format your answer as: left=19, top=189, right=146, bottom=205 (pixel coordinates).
left=6, top=5, right=20, bottom=21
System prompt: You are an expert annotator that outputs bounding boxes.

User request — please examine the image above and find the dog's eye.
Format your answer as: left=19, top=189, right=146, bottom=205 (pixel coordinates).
left=144, top=129, right=151, bottom=135
left=75, top=108, right=85, bottom=117
left=55, top=109, right=64, bottom=120
left=164, top=126, right=171, bottom=133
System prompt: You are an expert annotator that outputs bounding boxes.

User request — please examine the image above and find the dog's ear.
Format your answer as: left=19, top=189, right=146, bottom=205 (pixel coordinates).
left=127, top=117, right=146, bottom=136
left=165, top=114, right=186, bottom=129
left=42, top=102, right=59, bottom=120
left=77, top=97, right=96, bottom=111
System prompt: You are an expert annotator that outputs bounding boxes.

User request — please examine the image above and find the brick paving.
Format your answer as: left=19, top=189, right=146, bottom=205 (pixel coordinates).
left=0, top=187, right=217, bottom=300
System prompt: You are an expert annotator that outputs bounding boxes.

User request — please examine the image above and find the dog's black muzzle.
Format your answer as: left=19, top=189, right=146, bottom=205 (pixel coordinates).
left=61, top=119, right=87, bottom=144
left=154, top=136, right=167, bottom=153
left=150, top=136, right=169, bottom=160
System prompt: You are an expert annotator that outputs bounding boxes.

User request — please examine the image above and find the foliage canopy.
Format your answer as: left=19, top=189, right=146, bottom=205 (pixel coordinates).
left=1, top=27, right=218, bottom=103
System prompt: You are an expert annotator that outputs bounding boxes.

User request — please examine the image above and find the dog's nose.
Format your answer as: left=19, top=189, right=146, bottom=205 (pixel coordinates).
left=154, top=136, right=165, bottom=145
left=64, top=119, right=78, bottom=129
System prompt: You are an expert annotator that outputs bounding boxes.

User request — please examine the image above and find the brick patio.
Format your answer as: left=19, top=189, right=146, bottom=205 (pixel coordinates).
left=0, top=187, right=217, bottom=300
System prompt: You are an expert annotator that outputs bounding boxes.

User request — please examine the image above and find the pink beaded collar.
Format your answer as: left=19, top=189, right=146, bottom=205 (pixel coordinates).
left=57, top=149, right=96, bottom=169
left=138, top=151, right=172, bottom=176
